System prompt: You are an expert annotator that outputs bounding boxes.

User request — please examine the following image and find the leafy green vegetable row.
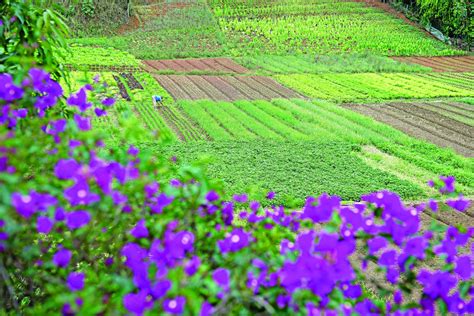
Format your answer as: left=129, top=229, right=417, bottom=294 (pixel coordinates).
left=275, top=73, right=474, bottom=102
left=236, top=54, right=431, bottom=75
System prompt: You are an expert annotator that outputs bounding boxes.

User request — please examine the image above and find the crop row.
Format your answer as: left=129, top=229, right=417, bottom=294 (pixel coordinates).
left=175, top=99, right=474, bottom=192
left=237, top=54, right=431, bottom=75
left=210, top=1, right=374, bottom=17
left=158, top=106, right=209, bottom=142
left=57, top=45, right=141, bottom=68
left=219, top=13, right=460, bottom=56
left=275, top=73, right=474, bottom=102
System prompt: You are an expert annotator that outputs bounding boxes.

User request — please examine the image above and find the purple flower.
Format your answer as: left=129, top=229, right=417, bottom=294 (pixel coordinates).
left=212, top=268, right=230, bottom=290
left=151, top=279, right=171, bottom=300
left=367, top=236, right=387, bottom=255
left=200, top=301, right=213, bottom=316
left=455, top=255, right=472, bottom=280
left=11, top=192, right=36, bottom=218
left=54, top=159, right=80, bottom=180
left=218, top=228, right=251, bottom=253
left=37, top=216, right=54, bottom=234
left=403, top=236, right=428, bottom=259
left=184, top=256, right=200, bottom=276
left=101, top=98, right=115, bottom=107
left=163, top=296, right=185, bottom=315
left=439, top=176, right=455, bottom=194
left=206, top=190, right=219, bottom=202
left=67, top=88, right=91, bottom=112
left=417, top=270, right=456, bottom=300
left=266, top=191, right=275, bottom=200
left=130, top=219, right=149, bottom=239
left=233, top=194, right=248, bottom=203
left=64, top=180, right=100, bottom=206
left=44, top=119, right=67, bottom=136
left=65, top=210, right=91, bottom=230
left=128, top=146, right=139, bottom=156
left=74, top=114, right=91, bottom=131
left=446, top=195, right=470, bottom=212
left=428, top=199, right=438, bottom=212
left=302, top=193, right=340, bottom=223
left=123, top=290, right=152, bottom=315
left=94, top=108, right=107, bottom=117
left=53, top=248, right=72, bottom=267
left=67, top=272, right=85, bottom=291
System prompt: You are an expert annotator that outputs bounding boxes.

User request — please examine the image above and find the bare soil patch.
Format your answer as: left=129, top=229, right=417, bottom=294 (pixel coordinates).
left=153, top=75, right=302, bottom=101
left=392, top=56, right=474, bottom=72
left=143, top=58, right=249, bottom=74
left=343, top=101, right=474, bottom=157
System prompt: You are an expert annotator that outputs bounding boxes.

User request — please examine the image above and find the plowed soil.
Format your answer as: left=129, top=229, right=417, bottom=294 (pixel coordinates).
left=343, top=101, right=474, bottom=157
left=153, top=75, right=303, bottom=101
left=143, top=58, right=249, bottom=74
left=392, top=56, right=474, bottom=72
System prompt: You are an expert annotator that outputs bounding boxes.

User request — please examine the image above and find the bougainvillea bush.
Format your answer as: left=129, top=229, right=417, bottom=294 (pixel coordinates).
left=0, top=69, right=473, bottom=315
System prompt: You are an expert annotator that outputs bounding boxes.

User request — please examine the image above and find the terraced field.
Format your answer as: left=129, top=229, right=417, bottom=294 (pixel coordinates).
left=143, top=58, right=249, bottom=74
left=392, top=56, right=474, bottom=72
left=276, top=73, right=474, bottom=102
left=68, top=0, right=473, bottom=209
left=154, top=74, right=303, bottom=100
left=343, top=101, right=474, bottom=157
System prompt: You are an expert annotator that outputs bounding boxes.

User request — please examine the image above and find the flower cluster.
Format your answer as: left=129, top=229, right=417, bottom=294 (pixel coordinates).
left=0, top=69, right=472, bottom=316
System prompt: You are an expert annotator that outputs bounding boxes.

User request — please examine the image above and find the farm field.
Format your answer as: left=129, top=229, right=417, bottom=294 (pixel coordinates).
left=153, top=74, right=304, bottom=100
left=391, top=56, right=474, bottom=72
left=343, top=101, right=474, bottom=157
left=5, top=0, right=474, bottom=314
left=61, top=0, right=474, bottom=208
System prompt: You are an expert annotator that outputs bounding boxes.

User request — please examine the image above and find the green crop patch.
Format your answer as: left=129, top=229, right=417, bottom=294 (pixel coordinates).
left=212, top=0, right=461, bottom=56
left=276, top=73, right=474, bottom=102
left=173, top=99, right=474, bottom=196
left=236, top=54, right=431, bottom=75
left=144, top=140, right=425, bottom=207
left=58, top=45, right=141, bottom=70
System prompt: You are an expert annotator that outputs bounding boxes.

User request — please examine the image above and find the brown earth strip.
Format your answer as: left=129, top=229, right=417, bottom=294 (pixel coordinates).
left=169, top=76, right=211, bottom=99
left=223, top=76, right=268, bottom=99
left=343, top=102, right=474, bottom=157
left=421, top=102, right=474, bottom=121
left=153, top=75, right=191, bottom=99
left=142, top=58, right=249, bottom=74
left=388, top=102, right=474, bottom=139
left=154, top=74, right=307, bottom=101
left=189, top=76, right=232, bottom=101
left=112, top=75, right=131, bottom=101
left=202, top=76, right=246, bottom=100
left=391, top=56, right=474, bottom=72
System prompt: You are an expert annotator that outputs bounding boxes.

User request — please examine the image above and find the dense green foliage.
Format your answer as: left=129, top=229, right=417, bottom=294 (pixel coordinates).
left=0, top=0, right=70, bottom=77
left=395, top=0, right=472, bottom=48
left=146, top=140, right=424, bottom=206
left=276, top=73, right=474, bottom=102
left=73, top=2, right=225, bottom=60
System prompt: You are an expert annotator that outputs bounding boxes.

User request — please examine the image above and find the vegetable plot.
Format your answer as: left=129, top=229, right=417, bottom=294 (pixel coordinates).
left=276, top=73, right=474, bottom=102
left=215, top=3, right=461, bottom=56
